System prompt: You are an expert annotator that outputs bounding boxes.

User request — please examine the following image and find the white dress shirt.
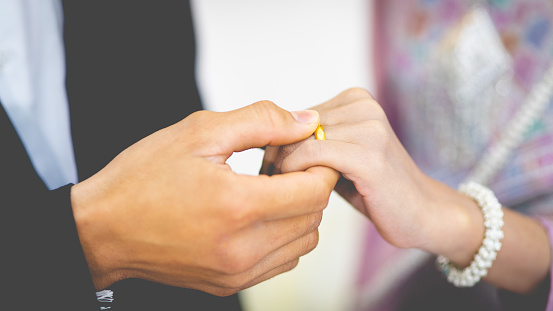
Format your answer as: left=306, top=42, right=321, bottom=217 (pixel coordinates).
left=0, top=0, right=78, bottom=189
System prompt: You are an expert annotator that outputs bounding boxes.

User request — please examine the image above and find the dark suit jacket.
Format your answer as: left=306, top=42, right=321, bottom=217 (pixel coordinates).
left=1, top=1, right=241, bottom=310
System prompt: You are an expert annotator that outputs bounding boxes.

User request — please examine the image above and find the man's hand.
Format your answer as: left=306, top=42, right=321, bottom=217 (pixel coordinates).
left=70, top=101, right=339, bottom=296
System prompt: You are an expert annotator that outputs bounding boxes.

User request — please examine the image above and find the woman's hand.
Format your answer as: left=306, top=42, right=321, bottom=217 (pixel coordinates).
left=263, top=88, right=552, bottom=294
left=263, top=88, right=485, bottom=258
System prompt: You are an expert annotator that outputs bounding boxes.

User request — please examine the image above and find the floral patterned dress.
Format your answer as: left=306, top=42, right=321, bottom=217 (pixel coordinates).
left=356, top=1, right=553, bottom=310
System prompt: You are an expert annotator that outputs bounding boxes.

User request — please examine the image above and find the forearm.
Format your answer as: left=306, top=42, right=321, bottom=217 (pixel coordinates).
left=487, top=209, right=551, bottom=293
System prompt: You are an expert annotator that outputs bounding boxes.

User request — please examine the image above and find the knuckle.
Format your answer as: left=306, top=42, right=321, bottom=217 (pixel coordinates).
left=228, top=202, right=256, bottom=225
left=289, top=258, right=300, bottom=271
left=184, top=110, right=213, bottom=127
left=352, top=97, right=386, bottom=120
left=215, top=241, right=254, bottom=275
left=250, top=100, right=281, bottom=121
left=310, top=176, right=333, bottom=209
left=317, top=189, right=332, bottom=209
left=279, top=140, right=319, bottom=173
left=180, top=110, right=220, bottom=145
left=219, top=274, right=249, bottom=290
left=222, top=262, right=248, bottom=276
left=367, top=99, right=386, bottom=119
left=249, top=100, right=283, bottom=140
left=303, top=229, right=320, bottom=255
left=344, top=87, right=373, bottom=100
left=210, top=287, right=238, bottom=297
left=281, top=259, right=300, bottom=274
left=220, top=185, right=258, bottom=225
left=371, top=100, right=388, bottom=123
left=310, top=211, right=324, bottom=229
left=304, top=140, right=324, bottom=160
left=361, top=120, right=390, bottom=147
left=274, top=145, right=293, bottom=170
left=295, top=212, right=324, bottom=237
left=274, top=153, right=287, bottom=174
left=279, top=143, right=296, bottom=158
left=301, top=212, right=324, bottom=234
left=358, top=120, right=391, bottom=174
left=253, top=99, right=279, bottom=110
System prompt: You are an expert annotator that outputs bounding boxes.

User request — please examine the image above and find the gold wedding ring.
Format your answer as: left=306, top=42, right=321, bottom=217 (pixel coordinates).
left=314, top=124, right=326, bottom=140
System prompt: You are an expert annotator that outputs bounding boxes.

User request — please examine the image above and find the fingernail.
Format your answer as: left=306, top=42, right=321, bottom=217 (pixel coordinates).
left=291, top=110, right=319, bottom=124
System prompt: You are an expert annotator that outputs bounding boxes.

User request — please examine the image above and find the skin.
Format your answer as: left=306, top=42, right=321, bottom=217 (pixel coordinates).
left=70, top=100, right=340, bottom=296
left=264, top=87, right=552, bottom=295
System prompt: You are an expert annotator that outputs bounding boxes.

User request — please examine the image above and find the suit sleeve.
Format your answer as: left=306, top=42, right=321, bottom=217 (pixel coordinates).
left=0, top=103, right=99, bottom=310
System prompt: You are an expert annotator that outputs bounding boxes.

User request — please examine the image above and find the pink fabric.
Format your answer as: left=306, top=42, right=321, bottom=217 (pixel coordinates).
left=356, top=224, right=406, bottom=288
left=355, top=1, right=553, bottom=310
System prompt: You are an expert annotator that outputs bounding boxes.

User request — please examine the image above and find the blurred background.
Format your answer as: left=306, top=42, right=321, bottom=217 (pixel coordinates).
left=191, top=0, right=374, bottom=310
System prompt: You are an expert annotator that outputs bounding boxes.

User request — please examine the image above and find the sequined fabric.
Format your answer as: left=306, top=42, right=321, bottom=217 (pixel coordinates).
left=378, top=0, right=553, bottom=207
left=356, top=1, right=553, bottom=310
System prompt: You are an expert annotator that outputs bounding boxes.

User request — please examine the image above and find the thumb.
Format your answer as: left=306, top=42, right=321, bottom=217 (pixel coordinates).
left=216, top=100, right=320, bottom=153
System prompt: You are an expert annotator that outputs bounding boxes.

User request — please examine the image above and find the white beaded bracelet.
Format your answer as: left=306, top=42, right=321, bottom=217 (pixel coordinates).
left=436, top=181, right=504, bottom=287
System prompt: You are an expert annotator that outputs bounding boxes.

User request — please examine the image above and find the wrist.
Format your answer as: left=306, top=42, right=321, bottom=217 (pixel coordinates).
left=420, top=179, right=485, bottom=267
left=71, top=179, right=123, bottom=290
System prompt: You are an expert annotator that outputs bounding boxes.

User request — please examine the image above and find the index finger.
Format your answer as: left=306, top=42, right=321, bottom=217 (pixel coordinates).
left=239, top=166, right=340, bottom=220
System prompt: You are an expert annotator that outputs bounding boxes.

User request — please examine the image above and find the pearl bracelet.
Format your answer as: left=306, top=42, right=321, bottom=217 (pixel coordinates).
left=436, top=181, right=504, bottom=287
